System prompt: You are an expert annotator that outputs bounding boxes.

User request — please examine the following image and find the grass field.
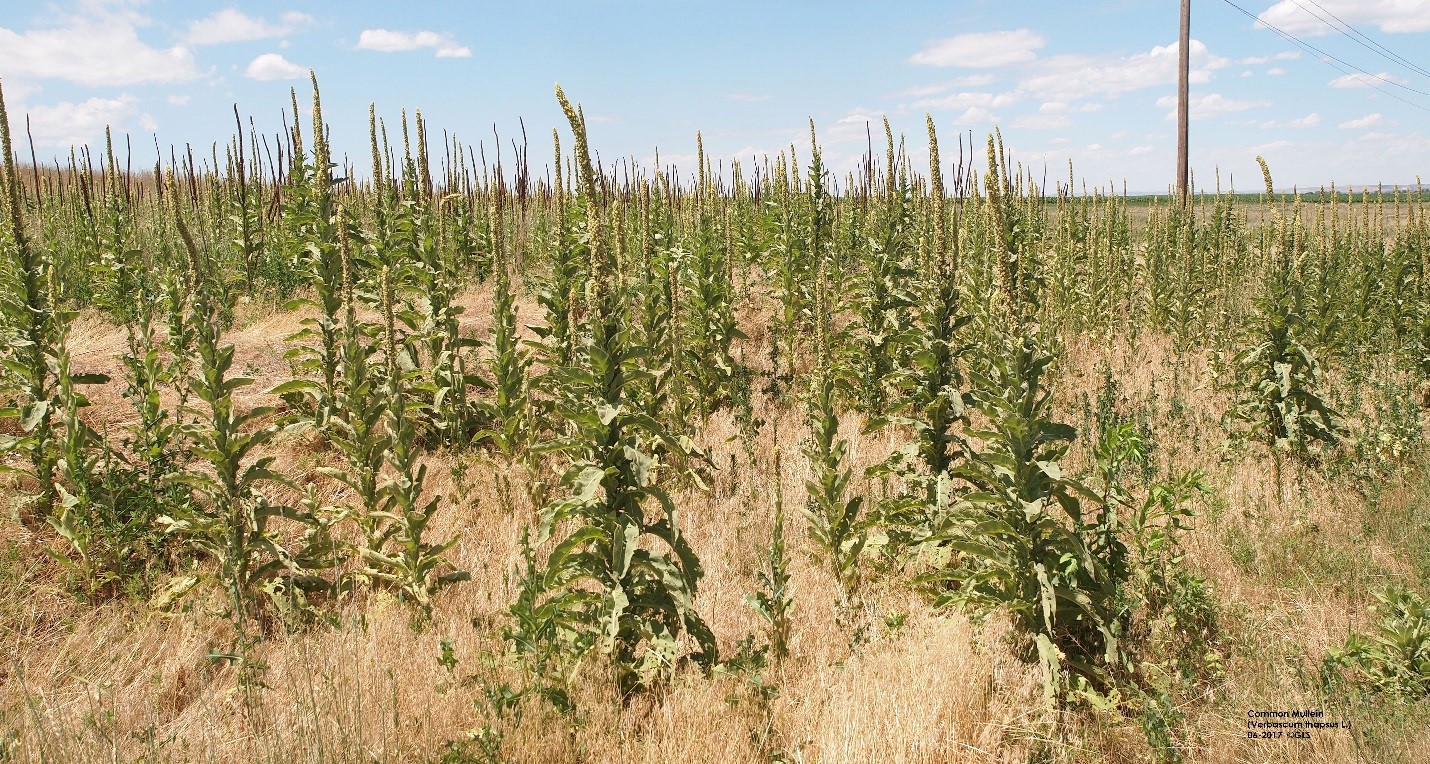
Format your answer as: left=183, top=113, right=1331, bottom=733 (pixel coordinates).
left=2, top=79, right=1429, bottom=763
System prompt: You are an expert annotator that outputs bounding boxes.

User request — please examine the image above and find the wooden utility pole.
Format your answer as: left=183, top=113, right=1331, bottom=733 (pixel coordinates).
left=1177, top=0, right=1191, bottom=206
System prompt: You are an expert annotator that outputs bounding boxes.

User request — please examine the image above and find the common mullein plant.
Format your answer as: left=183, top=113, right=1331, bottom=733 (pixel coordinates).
left=1227, top=158, right=1345, bottom=469
left=43, top=148, right=168, bottom=594
left=804, top=367, right=873, bottom=634
left=530, top=128, right=586, bottom=372
left=315, top=209, right=390, bottom=595
left=1324, top=584, right=1430, bottom=697
left=933, top=327, right=1118, bottom=707
left=404, top=110, right=481, bottom=446
left=111, top=260, right=190, bottom=588
left=983, top=129, right=1045, bottom=323
left=766, top=145, right=816, bottom=384
left=509, top=86, right=716, bottom=697
left=747, top=446, right=794, bottom=661
left=473, top=181, right=536, bottom=513
left=44, top=266, right=131, bottom=598
left=277, top=77, right=347, bottom=433
left=1084, top=420, right=1211, bottom=695
left=86, top=129, right=146, bottom=324
left=161, top=173, right=339, bottom=630
left=630, top=179, right=679, bottom=426
left=678, top=134, right=746, bottom=416
left=802, top=140, right=875, bottom=633
left=342, top=112, right=473, bottom=594
left=0, top=79, right=69, bottom=521
left=362, top=353, right=471, bottom=618
left=874, top=116, right=974, bottom=550
left=848, top=124, right=917, bottom=420
left=355, top=254, right=469, bottom=620
left=225, top=110, right=267, bottom=299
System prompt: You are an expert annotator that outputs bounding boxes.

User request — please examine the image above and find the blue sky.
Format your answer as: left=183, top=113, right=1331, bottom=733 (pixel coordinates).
left=2, top=0, right=1428, bottom=192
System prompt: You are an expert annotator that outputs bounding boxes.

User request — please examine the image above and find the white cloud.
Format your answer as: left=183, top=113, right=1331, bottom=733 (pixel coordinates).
left=1040, top=101, right=1069, bottom=113
left=245, top=53, right=306, bottom=80
left=1012, top=112, right=1072, bottom=130
left=1339, top=113, right=1384, bottom=128
left=1336, top=130, right=1430, bottom=180
left=22, top=95, right=138, bottom=148
left=1259, top=1, right=1430, bottom=35
left=0, top=7, right=199, bottom=86
left=1329, top=71, right=1408, bottom=88
left=1267, top=67, right=1286, bottom=75
left=1018, top=40, right=1228, bottom=101
left=357, top=29, right=472, bottom=58
left=952, top=106, right=997, bottom=124
left=1239, top=51, right=1301, bottom=64
left=1251, top=139, right=1295, bottom=153
left=167, top=94, right=190, bottom=106
left=913, top=91, right=1019, bottom=111
left=947, top=74, right=998, bottom=87
left=909, top=29, right=1045, bottom=68
left=1258, top=112, right=1322, bottom=128
left=644, top=151, right=699, bottom=171
left=898, top=74, right=998, bottom=96
left=185, top=9, right=313, bottom=45
left=825, top=108, right=884, bottom=144
left=0, top=79, right=42, bottom=108
left=1156, top=92, right=1269, bottom=120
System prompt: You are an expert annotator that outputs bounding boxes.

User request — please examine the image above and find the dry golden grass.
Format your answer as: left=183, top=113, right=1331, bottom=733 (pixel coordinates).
left=3, top=279, right=1428, bottom=764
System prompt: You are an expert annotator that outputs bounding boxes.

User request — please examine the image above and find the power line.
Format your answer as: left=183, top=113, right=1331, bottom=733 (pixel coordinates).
left=1230, top=0, right=1430, bottom=97
left=1290, top=0, right=1430, bottom=80
left=1218, top=0, right=1430, bottom=113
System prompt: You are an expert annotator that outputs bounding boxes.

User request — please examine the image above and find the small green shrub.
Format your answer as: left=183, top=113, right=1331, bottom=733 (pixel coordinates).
left=1326, top=585, right=1430, bottom=697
